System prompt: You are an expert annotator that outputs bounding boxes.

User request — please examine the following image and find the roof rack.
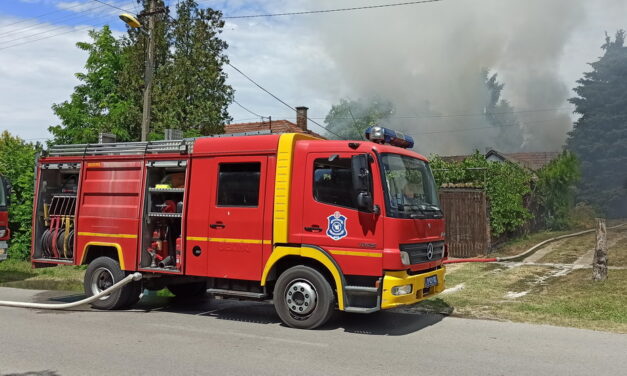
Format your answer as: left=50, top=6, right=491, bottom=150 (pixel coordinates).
left=47, top=139, right=195, bottom=157
left=45, top=130, right=276, bottom=157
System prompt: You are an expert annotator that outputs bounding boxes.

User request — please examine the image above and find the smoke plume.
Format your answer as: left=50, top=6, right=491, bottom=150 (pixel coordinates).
left=306, top=0, right=609, bottom=155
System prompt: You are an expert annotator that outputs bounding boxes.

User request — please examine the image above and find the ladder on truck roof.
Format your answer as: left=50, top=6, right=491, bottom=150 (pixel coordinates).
left=47, top=140, right=195, bottom=157
left=46, top=130, right=273, bottom=157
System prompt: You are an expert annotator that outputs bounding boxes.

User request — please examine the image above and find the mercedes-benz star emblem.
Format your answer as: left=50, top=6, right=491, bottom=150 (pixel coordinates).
left=426, top=243, right=434, bottom=260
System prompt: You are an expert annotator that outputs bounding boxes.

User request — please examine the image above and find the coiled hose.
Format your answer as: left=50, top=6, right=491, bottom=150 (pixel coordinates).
left=0, top=272, right=142, bottom=309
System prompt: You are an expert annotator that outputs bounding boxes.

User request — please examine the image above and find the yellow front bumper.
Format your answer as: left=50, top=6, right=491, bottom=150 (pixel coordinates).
left=381, top=267, right=446, bottom=309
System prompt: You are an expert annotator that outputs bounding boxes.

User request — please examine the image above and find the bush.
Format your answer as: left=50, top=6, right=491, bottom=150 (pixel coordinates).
left=0, top=131, right=39, bottom=260
left=430, top=152, right=532, bottom=236
left=535, top=151, right=581, bottom=230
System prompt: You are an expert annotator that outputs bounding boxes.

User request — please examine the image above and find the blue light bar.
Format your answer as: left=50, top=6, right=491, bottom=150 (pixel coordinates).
left=364, top=126, right=414, bottom=149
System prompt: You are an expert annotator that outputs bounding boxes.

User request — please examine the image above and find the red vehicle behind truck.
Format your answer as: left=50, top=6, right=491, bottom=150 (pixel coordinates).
left=0, top=175, right=10, bottom=261
left=31, top=128, right=446, bottom=329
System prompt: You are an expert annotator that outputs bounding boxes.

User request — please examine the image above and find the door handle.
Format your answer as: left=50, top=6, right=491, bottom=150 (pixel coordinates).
left=210, top=223, right=226, bottom=229
left=304, top=225, right=322, bottom=232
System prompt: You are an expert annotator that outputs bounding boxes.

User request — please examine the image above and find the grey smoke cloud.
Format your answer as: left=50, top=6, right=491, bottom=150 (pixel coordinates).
left=306, top=0, right=617, bottom=155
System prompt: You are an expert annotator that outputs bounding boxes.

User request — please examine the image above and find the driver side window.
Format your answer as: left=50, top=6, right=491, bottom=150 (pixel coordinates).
left=313, top=157, right=356, bottom=209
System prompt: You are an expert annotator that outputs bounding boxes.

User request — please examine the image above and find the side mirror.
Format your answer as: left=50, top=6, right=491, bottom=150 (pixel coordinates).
left=351, top=154, right=374, bottom=212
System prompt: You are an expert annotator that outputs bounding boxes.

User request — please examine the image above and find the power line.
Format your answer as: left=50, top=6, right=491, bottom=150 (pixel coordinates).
left=405, top=117, right=570, bottom=136
left=222, top=0, right=442, bottom=19
left=0, top=19, right=107, bottom=47
left=300, top=107, right=572, bottom=121
left=232, top=99, right=263, bottom=118
left=0, top=3, right=107, bottom=40
left=225, top=62, right=344, bottom=139
left=0, top=2, right=91, bottom=30
left=0, top=2, right=139, bottom=47
left=88, top=0, right=134, bottom=14
left=0, top=23, right=106, bottom=52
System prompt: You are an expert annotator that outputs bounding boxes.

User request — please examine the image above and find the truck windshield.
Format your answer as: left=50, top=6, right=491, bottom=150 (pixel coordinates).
left=380, top=153, right=441, bottom=219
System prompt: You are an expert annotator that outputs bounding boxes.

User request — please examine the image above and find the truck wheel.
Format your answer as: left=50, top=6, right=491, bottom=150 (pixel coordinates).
left=84, top=256, right=140, bottom=310
left=273, top=266, right=335, bottom=329
left=167, top=281, right=207, bottom=298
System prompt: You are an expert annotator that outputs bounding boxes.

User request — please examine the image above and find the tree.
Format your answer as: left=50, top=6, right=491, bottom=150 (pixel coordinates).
left=323, top=98, right=394, bottom=140
left=0, top=131, right=40, bottom=260
left=51, top=0, right=233, bottom=144
left=50, top=26, right=136, bottom=143
left=152, top=0, right=233, bottom=138
left=483, top=70, right=524, bottom=151
left=566, top=30, right=627, bottom=218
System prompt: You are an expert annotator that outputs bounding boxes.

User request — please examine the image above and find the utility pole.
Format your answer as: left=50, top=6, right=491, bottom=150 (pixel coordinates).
left=141, top=0, right=156, bottom=142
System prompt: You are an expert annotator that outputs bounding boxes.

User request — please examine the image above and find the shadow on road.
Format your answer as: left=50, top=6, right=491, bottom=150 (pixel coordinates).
left=31, top=291, right=446, bottom=335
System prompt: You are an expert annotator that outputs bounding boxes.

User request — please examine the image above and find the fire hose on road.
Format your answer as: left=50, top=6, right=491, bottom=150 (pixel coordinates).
left=442, top=223, right=627, bottom=265
left=0, top=272, right=142, bottom=309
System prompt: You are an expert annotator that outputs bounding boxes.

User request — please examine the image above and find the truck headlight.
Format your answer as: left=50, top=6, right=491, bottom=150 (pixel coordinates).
left=391, top=284, right=413, bottom=296
left=0, top=229, right=5, bottom=238
left=400, top=251, right=410, bottom=265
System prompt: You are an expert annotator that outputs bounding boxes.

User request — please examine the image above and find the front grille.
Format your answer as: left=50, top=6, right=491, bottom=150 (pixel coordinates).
left=400, top=241, right=445, bottom=264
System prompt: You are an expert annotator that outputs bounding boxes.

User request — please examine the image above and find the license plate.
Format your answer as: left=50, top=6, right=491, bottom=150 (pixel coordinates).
left=425, top=275, right=438, bottom=288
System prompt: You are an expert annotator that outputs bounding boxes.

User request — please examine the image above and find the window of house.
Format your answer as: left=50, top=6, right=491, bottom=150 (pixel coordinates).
left=313, top=157, right=360, bottom=209
left=217, top=162, right=261, bottom=207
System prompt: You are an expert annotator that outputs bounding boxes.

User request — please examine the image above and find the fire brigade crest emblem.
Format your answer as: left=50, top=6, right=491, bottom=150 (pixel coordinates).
left=326, top=211, right=347, bottom=241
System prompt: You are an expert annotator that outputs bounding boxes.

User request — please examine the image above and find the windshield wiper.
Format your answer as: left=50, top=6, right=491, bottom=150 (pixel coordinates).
left=408, top=204, right=442, bottom=219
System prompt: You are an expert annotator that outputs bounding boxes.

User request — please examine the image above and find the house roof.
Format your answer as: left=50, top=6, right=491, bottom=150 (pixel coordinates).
left=224, top=120, right=325, bottom=139
left=440, top=150, right=560, bottom=171
left=485, top=150, right=560, bottom=171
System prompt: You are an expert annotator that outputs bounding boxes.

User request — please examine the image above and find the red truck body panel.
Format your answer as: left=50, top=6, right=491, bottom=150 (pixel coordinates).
left=31, top=133, right=446, bottom=312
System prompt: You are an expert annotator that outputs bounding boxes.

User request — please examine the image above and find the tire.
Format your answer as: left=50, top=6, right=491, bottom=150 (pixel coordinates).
left=84, top=256, right=141, bottom=310
left=273, top=266, right=335, bottom=329
left=167, top=281, right=207, bottom=298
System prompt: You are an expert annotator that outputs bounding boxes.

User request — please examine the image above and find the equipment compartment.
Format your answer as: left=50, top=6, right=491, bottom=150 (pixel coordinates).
left=33, top=163, right=80, bottom=261
left=140, top=160, right=187, bottom=272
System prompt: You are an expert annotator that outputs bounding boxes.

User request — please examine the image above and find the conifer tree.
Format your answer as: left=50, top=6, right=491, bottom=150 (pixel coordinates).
left=567, top=30, right=627, bottom=217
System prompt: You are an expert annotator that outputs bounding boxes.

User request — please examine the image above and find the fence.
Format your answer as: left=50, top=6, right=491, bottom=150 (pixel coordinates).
left=439, top=188, right=491, bottom=257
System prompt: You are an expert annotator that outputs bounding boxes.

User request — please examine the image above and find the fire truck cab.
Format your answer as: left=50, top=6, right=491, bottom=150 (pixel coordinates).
left=0, top=175, right=10, bottom=261
left=32, top=129, right=446, bottom=329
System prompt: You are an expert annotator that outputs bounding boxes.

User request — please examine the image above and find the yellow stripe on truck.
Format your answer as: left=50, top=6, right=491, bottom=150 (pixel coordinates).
left=273, top=133, right=320, bottom=244
left=78, top=232, right=137, bottom=239
left=186, top=236, right=271, bottom=245
left=329, top=250, right=383, bottom=258
left=261, top=245, right=346, bottom=311
left=81, top=241, right=126, bottom=270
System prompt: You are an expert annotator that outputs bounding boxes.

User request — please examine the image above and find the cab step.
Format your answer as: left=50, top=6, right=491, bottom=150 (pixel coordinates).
left=206, top=288, right=267, bottom=299
left=344, top=306, right=380, bottom=314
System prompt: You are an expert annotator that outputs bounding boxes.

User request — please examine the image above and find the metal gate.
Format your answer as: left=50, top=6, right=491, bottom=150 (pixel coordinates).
left=439, top=188, right=490, bottom=257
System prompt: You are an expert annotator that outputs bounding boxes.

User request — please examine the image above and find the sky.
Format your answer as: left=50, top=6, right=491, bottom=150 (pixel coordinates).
left=0, top=0, right=625, bottom=154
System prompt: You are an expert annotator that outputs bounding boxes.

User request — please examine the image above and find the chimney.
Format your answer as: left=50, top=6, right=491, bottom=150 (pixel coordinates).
left=296, top=106, right=308, bottom=132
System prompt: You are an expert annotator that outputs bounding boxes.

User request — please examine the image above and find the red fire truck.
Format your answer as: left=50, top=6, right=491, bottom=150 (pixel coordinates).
left=31, top=128, right=446, bottom=329
left=0, top=175, right=10, bottom=261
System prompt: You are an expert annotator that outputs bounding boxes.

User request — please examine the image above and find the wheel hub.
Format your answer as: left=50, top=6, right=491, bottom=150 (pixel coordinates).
left=285, top=280, right=317, bottom=316
left=90, top=267, right=114, bottom=300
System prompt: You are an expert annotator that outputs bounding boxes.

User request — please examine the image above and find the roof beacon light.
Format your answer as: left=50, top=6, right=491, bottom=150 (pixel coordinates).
left=365, top=126, right=414, bottom=149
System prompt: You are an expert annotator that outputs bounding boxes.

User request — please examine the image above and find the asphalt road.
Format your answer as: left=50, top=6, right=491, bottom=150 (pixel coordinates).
left=1, top=287, right=626, bottom=376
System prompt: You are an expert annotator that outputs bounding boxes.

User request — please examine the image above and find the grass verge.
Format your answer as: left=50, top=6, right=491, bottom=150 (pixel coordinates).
left=0, top=259, right=85, bottom=291
left=417, top=262, right=627, bottom=333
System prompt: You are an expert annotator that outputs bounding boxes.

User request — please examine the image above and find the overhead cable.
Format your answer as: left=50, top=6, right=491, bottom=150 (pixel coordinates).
left=226, top=62, right=344, bottom=139
left=223, top=0, right=442, bottom=19
left=232, top=99, right=264, bottom=118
